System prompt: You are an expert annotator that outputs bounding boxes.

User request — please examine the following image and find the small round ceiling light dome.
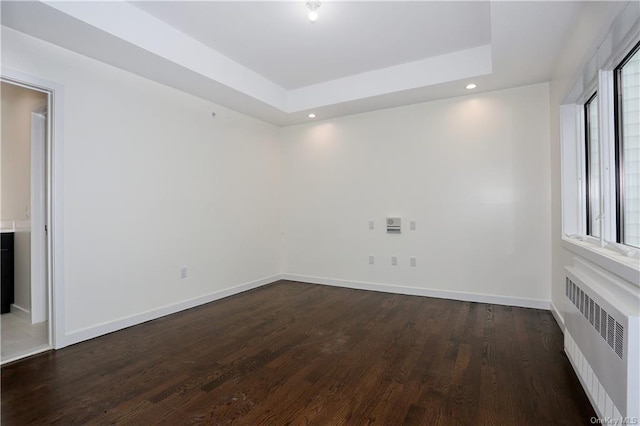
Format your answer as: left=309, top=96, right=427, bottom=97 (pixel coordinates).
left=308, top=113, right=317, bottom=118
left=306, top=1, right=321, bottom=22
left=465, top=83, right=477, bottom=90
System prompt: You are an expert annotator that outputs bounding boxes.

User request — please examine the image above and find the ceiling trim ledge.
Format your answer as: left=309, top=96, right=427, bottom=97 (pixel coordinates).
left=39, top=1, right=493, bottom=114
left=286, top=45, right=493, bottom=112
left=42, top=0, right=288, bottom=110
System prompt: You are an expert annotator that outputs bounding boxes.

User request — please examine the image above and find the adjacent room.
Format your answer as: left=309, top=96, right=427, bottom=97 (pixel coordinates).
left=0, top=1, right=638, bottom=424
left=1, top=81, right=50, bottom=364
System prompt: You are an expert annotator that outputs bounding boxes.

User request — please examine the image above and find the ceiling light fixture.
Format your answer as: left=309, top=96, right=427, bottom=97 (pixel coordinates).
left=466, top=83, right=477, bottom=90
left=306, top=1, right=321, bottom=22
left=308, top=113, right=316, bottom=118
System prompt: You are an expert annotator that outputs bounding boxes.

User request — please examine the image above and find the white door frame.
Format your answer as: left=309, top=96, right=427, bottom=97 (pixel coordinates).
left=1, top=68, right=66, bottom=350
left=30, top=108, right=47, bottom=325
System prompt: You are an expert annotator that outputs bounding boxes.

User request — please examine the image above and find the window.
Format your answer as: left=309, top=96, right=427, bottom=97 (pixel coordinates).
left=585, top=93, right=600, bottom=237
left=559, top=12, right=639, bottom=283
left=579, top=42, right=640, bottom=248
left=615, top=42, right=640, bottom=248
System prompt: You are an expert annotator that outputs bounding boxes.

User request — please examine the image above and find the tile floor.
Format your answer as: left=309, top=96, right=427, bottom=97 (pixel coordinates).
left=1, top=311, right=49, bottom=363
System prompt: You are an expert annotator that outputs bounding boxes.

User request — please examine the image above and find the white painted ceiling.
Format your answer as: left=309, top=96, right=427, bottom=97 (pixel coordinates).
left=1, top=1, right=624, bottom=126
left=131, top=1, right=491, bottom=89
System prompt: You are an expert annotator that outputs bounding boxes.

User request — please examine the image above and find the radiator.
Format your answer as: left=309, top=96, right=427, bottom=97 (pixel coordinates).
left=564, top=266, right=639, bottom=420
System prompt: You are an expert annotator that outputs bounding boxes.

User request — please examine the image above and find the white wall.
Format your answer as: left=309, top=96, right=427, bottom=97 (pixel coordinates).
left=549, top=3, right=605, bottom=324
left=2, top=14, right=593, bottom=346
left=1, top=28, right=282, bottom=339
left=549, top=1, right=639, bottom=324
left=1, top=82, right=47, bottom=313
left=547, top=3, right=640, bottom=418
left=281, top=83, right=551, bottom=305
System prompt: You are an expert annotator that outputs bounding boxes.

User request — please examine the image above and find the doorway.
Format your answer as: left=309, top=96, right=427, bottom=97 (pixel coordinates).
left=1, top=80, right=52, bottom=363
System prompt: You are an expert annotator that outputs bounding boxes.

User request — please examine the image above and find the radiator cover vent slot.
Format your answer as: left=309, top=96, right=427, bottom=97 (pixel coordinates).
left=565, top=277, right=623, bottom=360
left=615, top=322, right=624, bottom=359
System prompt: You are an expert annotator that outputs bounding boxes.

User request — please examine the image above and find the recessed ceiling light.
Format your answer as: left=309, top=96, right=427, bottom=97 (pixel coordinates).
left=308, top=113, right=316, bottom=118
left=466, top=83, right=477, bottom=90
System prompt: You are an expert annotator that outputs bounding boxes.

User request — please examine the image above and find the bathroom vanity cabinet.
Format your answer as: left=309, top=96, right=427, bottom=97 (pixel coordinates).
left=1, top=232, right=15, bottom=314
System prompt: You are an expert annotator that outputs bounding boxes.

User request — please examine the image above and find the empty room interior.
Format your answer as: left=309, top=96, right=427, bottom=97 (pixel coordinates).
left=0, top=1, right=639, bottom=424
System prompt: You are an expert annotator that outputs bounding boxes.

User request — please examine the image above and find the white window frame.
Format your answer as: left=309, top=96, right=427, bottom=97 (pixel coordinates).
left=614, top=43, right=640, bottom=248
left=582, top=89, right=599, bottom=238
left=560, top=2, right=640, bottom=286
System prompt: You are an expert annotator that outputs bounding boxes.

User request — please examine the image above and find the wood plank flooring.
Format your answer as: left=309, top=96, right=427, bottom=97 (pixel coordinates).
left=1, top=280, right=594, bottom=425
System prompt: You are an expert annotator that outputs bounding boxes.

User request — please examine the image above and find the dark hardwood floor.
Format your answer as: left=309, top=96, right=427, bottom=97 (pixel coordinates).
left=1, top=280, right=594, bottom=425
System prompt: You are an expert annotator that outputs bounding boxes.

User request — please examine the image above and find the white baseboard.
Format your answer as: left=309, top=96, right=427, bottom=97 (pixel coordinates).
left=62, top=274, right=282, bottom=348
left=59, top=273, right=552, bottom=348
left=550, top=300, right=565, bottom=332
left=281, top=274, right=551, bottom=310
left=10, top=304, right=31, bottom=322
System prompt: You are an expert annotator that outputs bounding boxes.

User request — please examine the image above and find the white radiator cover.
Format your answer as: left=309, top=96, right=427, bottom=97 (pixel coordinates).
left=564, top=265, right=639, bottom=419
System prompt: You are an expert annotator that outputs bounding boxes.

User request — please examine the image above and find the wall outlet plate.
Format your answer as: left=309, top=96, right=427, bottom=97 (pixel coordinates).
left=387, top=217, right=401, bottom=233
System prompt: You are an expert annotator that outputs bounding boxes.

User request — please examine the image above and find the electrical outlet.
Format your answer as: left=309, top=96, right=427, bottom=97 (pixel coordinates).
left=410, top=257, right=417, bottom=267
left=391, top=256, right=398, bottom=266
left=369, top=255, right=375, bottom=265
left=180, top=267, right=188, bottom=279
left=369, top=220, right=375, bottom=230
left=410, top=221, right=416, bottom=231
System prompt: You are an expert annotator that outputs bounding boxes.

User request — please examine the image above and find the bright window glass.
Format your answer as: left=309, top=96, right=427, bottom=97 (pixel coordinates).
left=617, top=45, right=640, bottom=248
